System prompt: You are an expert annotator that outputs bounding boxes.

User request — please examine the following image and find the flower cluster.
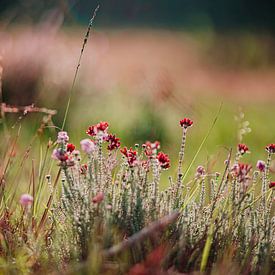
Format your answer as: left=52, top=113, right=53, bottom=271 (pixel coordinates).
left=106, top=134, right=120, bottom=151
left=238, top=143, right=249, bottom=155
left=156, top=152, right=170, bottom=169
left=265, top=143, right=275, bottom=154
left=121, top=147, right=138, bottom=167
left=143, top=141, right=160, bottom=157
left=86, top=121, right=109, bottom=139
left=179, top=118, right=193, bottom=128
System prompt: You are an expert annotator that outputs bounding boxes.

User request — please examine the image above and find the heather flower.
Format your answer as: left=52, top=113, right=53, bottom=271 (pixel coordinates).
left=179, top=118, right=193, bottom=128
left=157, top=152, right=170, bottom=169
left=266, top=143, right=275, bottom=154
left=196, top=165, right=206, bottom=177
left=86, top=125, right=97, bottom=137
left=121, top=147, right=138, bottom=167
left=80, top=164, right=88, bottom=174
left=233, top=163, right=252, bottom=184
left=20, top=194, right=33, bottom=206
left=256, top=160, right=266, bottom=172
left=143, top=141, right=160, bottom=157
left=52, top=148, right=68, bottom=162
left=86, top=121, right=109, bottom=139
left=106, top=134, right=120, bottom=151
left=92, top=192, right=104, bottom=204
left=67, top=143, right=76, bottom=153
left=57, top=131, right=69, bottom=144
left=269, top=182, right=275, bottom=188
left=238, top=143, right=249, bottom=155
left=80, top=139, right=96, bottom=154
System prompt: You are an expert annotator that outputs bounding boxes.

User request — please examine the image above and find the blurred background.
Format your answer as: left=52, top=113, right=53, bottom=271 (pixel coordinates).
left=1, top=0, right=275, bottom=175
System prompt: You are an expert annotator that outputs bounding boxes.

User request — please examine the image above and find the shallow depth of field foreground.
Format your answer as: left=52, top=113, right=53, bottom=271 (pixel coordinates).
left=0, top=2, right=275, bottom=275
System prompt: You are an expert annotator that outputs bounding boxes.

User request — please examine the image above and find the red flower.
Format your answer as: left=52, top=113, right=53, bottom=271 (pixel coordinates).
left=180, top=118, right=193, bottom=128
left=67, top=143, right=76, bottom=153
left=86, top=125, right=97, bottom=137
left=266, top=144, right=275, bottom=154
left=97, top=121, right=109, bottom=132
left=121, top=147, right=137, bottom=167
left=238, top=143, right=249, bottom=155
left=106, top=134, right=120, bottom=151
left=269, top=182, right=275, bottom=188
left=80, top=164, right=88, bottom=174
left=157, top=152, right=170, bottom=169
left=143, top=141, right=160, bottom=157
left=86, top=121, right=109, bottom=137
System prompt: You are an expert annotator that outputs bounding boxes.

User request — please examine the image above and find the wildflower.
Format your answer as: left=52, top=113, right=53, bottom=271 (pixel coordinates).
left=233, top=163, right=252, bottom=185
left=86, top=125, right=97, bottom=137
left=57, top=131, right=69, bottom=144
left=106, top=134, right=120, bottom=151
left=67, top=143, right=76, bottom=153
left=92, top=192, right=104, bottom=204
left=80, top=139, right=96, bottom=154
left=238, top=143, right=249, bottom=155
left=143, top=141, right=160, bottom=157
left=86, top=121, right=109, bottom=139
left=256, top=160, right=266, bottom=172
left=121, top=147, right=138, bottom=167
left=80, top=164, right=88, bottom=174
left=269, top=182, right=275, bottom=188
left=157, top=152, right=170, bottom=169
left=266, top=144, right=275, bottom=154
left=179, top=118, right=193, bottom=128
left=196, top=165, right=206, bottom=177
left=20, top=194, right=33, bottom=206
left=52, top=148, right=68, bottom=162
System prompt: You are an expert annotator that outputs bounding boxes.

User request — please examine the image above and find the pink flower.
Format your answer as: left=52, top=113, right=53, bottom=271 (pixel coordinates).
left=57, top=131, right=69, bottom=144
left=196, top=165, right=206, bottom=177
left=20, top=194, right=33, bottom=206
left=256, top=160, right=266, bottom=172
left=80, top=139, right=96, bottom=154
left=52, top=148, right=68, bottom=162
left=92, top=192, right=104, bottom=204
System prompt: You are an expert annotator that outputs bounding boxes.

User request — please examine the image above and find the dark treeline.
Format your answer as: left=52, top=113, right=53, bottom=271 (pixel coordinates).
left=1, top=0, right=275, bottom=32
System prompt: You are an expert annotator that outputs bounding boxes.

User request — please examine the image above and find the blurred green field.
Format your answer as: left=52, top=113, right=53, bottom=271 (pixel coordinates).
left=1, top=28, right=275, bottom=196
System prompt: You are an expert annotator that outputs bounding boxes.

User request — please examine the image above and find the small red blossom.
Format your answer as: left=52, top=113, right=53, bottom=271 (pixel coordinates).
left=238, top=143, right=249, bottom=155
left=67, top=143, right=76, bottom=153
left=143, top=141, right=160, bottom=157
left=86, top=121, right=109, bottom=137
left=256, top=160, right=266, bottom=172
left=106, top=134, right=121, bottom=151
left=269, top=182, right=275, bottom=188
left=180, top=118, right=193, bottom=128
left=266, top=144, right=275, bottom=154
left=80, top=164, right=88, bottom=174
left=121, top=147, right=137, bottom=167
left=86, top=125, right=97, bottom=136
left=157, top=152, right=170, bottom=169
left=92, top=192, right=104, bottom=204
left=97, top=121, right=109, bottom=132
